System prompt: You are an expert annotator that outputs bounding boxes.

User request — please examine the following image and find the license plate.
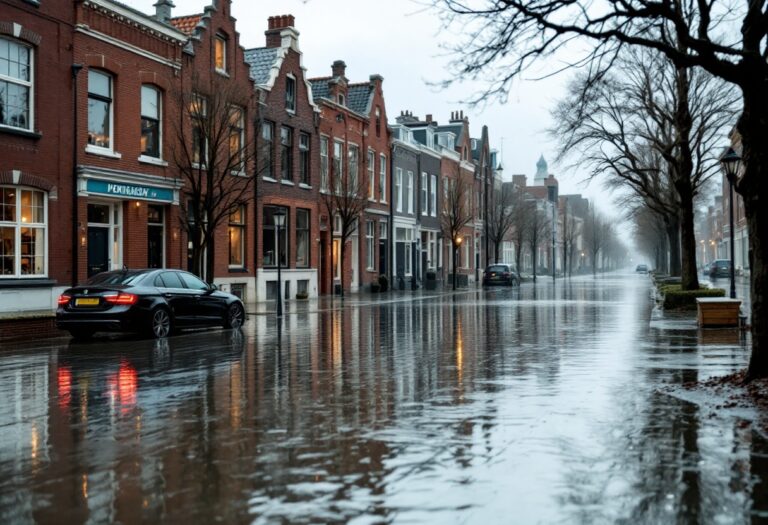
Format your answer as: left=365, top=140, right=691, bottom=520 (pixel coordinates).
left=75, top=298, right=100, bottom=306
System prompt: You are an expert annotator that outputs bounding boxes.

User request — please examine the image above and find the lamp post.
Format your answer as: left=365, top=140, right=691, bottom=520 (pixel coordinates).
left=719, top=147, right=741, bottom=299
left=453, top=236, right=463, bottom=291
left=273, top=210, right=286, bottom=317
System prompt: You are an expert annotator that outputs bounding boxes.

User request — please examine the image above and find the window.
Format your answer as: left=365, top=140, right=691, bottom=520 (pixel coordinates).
left=262, top=206, right=288, bottom=267
left=348, top=144, right=359, bottom=192
left=261, top=121, right=274, bottom=177
left=421, top=172, right=428, bottom=216
left=140, top=85, right=161, bottom=158
left=87, top=70, right=112, bottom=149
left=179, top=271, right=208, bottom=290
left=320, top=136, right=329, bottom=190
left=379, top=155, right=387, bottom=203
left=366, top=220, right=375, bottom=270
left=375, top=107, right=381, bottom=137
left=407, top=170, right=414, bottom=214
left=228, top=205, right=245, bottom=268
left=430, top=174, right=437, bottom=217
left=299, top=133, right=310, bottom=185
left=395, top=168, right=402, bottom=212
left=338, top=93, right=345, bottom=106
left=229, top=107, right=244, bottom=172
left=368, top=150, right=375, bottom=200
left=296, top=208, right=310, bottom=268
left=285, top=75, right=296, bottom=112
left=0, top=187, right=46, bottom=277
left=158, top=271, right=184, bottom=289
left=214, top=36, right=227, bottom=73
left=0, top=38, right=32, bottom=131
left=190, top=94, right=207, bottom=166
left=333, top=141, right=343, bottom=193
left=280, top=127, right=293, bottom=180
left=379, top=220, right=387, bottom=240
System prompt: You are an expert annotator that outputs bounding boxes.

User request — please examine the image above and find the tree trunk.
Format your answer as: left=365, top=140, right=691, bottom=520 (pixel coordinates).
left=677, top=186, right=700, bottom=290
left=205, top=235, right=215, bottom=284
left=515, top=241, right=523, bottom=275
left=739, top=89, right=768, bottom=380
left=494, top=241, right=501, bottom=264
left=339, top=238, right=346, bottom=298
left=531, top=243, right=537, bottom=282
left=665, top=216, right=681, bottom=277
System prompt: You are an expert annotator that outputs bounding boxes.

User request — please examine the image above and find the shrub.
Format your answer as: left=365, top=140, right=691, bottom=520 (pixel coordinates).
left=661, top=285, right=726, bottom=310
left=296, top=291, right=309, bottom=300
left=378, top=274, right=389, bottom=292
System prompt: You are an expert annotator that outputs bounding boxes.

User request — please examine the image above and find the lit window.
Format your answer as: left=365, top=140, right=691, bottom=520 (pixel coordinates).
left=229, top=107, right=244, bottom=172
left=0, top=187, right=46, bottom=278
left=140, top=85, right=161, bottom=158
left=228, top=205, right=245, bottom=268
left=214, top=36, right=227, bottom=73
left=87, top=70, right=112, bottom=149
left=0, top=38, right=33, bottom=131
left=190, top=94, right=207, bottom=166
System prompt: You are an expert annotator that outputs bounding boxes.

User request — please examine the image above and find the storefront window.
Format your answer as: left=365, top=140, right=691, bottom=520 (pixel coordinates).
left=262, top=206, right=288, bottom=267
left=296, top=208, right=309, bottom=268
left=0, top=187, right=46, bottom=277
left=229, top=205, right=245, bottom=268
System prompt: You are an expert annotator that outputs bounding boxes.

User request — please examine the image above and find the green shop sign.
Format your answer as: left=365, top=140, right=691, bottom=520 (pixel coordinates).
left=87, top=179, right=174, bottom=203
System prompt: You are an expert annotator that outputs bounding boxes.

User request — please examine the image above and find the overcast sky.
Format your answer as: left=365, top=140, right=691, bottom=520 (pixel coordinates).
left=132, top=0, right=616, bottom=212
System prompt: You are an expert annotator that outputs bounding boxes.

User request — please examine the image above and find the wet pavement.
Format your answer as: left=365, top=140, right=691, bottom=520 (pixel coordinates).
left=0, top=272, right=765, bottom=524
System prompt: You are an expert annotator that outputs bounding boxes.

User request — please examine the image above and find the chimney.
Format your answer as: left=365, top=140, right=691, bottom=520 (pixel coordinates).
left=332, top=60, right=347, bottom=78
left=154, top=0, right=175, bottom=24
left=426, top=114, right=433, bottom=123
left=265, top=15, right=296, bottom=48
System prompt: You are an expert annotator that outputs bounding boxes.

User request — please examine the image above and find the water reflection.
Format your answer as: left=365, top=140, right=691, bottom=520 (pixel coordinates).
left=0, top=275, right=765, bottom=523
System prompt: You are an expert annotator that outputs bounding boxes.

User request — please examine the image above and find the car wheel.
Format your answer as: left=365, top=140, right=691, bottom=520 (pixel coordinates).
left=68, top=329, right=94, bottom=340
left=224, top=302, right=245, bottom=330
left=149, top=307, right=172, bottom=339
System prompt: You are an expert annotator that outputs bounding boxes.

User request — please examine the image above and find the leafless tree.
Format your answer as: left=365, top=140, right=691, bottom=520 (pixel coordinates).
left=509, top=204, right=529, bottom=275
left=430, top=0, right=768, bottom=379
left=487, top=182, right=520, bottom=264
left=441, top=173, right=474, bottom=289
left=322, top=146, right=369, bottom=298
left=172, top=74, right=256, bottom=284
left=561, top=203, right=581, bottom=277
left=524, top=200, right=551, bottom=283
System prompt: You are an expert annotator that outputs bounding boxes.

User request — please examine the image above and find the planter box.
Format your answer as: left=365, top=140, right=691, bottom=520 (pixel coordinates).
left=696, top=298, right=741, bottom=327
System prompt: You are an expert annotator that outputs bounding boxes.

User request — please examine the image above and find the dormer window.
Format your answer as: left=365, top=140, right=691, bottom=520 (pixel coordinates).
left=337, top=93, right=345, bottom=106
left=375, top=107, right=381, bottom=137
left=214, top=36, right=227, bottom=73
left=285, top=75, right=296, bottom=112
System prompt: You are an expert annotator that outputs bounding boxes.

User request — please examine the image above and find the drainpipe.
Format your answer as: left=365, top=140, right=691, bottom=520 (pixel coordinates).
left=71, top=64, right=83, bottom=287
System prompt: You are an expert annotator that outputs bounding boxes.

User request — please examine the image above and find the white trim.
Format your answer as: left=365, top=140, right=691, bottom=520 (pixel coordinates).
left=85, top=0, right=188, bottom=40
left=262, top=176, right=278, bottom=183
left=85, top=144, right=122, bottom=159
left=75, top=26, right=182, bottom=70
left=138, top=155, right=168, bottom=167
left=298, top=183, right=312, bottom=190
left=280, top=180, right=295, bottom=186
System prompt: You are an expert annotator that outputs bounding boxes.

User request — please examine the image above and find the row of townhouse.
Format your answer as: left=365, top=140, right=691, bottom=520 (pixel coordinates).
left=1, top=0, right=505, bottom=323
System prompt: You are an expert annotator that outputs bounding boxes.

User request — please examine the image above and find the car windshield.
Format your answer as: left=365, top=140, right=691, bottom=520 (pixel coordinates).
left=487, top=265, right=509, bottom=272
left=85, top=271, right=146, bottom=286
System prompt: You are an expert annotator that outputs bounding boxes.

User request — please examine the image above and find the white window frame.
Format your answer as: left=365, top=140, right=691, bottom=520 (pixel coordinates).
left=430, top=174, right=437, bottom=217
left=285, top=74, right=296, bottom=112
left=320, top=136, right=329, bottom=191
left=407, top=170, right=414, bottom=214
left=348, top=143, right=359, bottom=192
left=421, top=172, right=428, bottom=216
left=365, top=220, right=375, bottom=271
left=379, top=154, right=387, bottom=204
left=215, top=36, right=227, bottom=74
left=368, top=149, right=376, bottom=200
left=86, top=69, right=115, bottom=155
left=0, top=38, right=33, bottom=132
left=140, top=84, right=162, bottom=161
left=395, top=168, right=403, bottom=212
left=0, top=187, right=47, bottom=278
left=333, top=140, right=344, bottom=194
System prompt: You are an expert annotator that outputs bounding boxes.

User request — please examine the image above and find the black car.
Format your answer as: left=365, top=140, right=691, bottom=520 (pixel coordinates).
left=56, top=269, right=246, bottom=339
left=635, top=264, right=648, bottom=273
left=708, top=259, right=732, bottom=278
left=482, top=264, right=519, bottom=286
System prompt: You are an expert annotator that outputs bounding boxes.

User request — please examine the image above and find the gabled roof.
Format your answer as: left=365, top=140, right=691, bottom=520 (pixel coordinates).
left=243, top=47, right=280, bottom=85
left=308, top=77, right=331, bottom=100
left=347, top=83, right=373, bottom=115
left=170, top=14, right=203, bottom=35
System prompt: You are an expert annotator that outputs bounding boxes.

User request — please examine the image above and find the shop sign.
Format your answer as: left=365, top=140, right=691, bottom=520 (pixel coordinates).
left=87, top=179, right=174, bottom=202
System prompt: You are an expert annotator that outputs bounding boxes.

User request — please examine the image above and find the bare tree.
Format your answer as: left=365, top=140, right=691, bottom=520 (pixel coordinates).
left=524, top=200, right=550, bottom=283
left=584, top=205, right=610, bottom=277
left=441, top=173, right=474, bottom=290
left=509, top=204, right=529, bottom=275
left=431, top=0, right=768, bottom=379
left=561, top=202, right=581, bottom=277
left=172, top=74, right=256, bottom=284
left=322, top=146, right=369, bottom=298
left=487, top=182, right=519, bottom=264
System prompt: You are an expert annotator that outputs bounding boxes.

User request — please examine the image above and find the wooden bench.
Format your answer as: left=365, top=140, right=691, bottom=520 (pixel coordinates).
left=696, top=298, right=742, bottom=328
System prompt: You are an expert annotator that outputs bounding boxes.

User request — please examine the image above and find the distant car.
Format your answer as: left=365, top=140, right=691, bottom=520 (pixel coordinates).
left=56, top=269, right=246, bottom=339
left=635, top=264, right=648, bottom=273
left=483, top=264, right=519, bottom=286
left=708, top=259, right=732, bottom=278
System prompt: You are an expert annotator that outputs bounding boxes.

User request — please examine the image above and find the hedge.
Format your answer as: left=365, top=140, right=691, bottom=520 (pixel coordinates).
left=660, top=284, right=726, bottom=310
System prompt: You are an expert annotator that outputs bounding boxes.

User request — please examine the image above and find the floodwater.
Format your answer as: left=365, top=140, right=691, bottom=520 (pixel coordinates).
left=0, top=273, right=764, bottom=524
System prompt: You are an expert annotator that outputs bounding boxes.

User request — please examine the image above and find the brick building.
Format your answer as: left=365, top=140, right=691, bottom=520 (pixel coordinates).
left=245, top=15, right=320, bottom=302
left=0, top=0, right=75, bottom=324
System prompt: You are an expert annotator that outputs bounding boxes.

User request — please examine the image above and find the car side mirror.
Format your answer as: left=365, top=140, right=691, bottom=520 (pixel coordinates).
left=208, top=283, right=218, bottom=292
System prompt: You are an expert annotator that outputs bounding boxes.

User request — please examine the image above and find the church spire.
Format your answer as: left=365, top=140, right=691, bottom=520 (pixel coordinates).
left=534, top=154, right=548, bottom=184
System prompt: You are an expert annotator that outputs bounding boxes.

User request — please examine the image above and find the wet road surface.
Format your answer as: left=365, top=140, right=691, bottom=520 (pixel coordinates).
left=0, top=272, right=765, bottom=524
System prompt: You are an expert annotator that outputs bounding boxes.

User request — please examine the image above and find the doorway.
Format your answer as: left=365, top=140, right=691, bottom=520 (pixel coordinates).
left=147, top=204, right=165, bottom=268
left=87, top=202, right=121, bottom=277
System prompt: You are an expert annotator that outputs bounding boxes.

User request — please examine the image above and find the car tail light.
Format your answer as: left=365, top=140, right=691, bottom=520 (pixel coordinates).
left=104, top=293, right=138, bottom=305
left=57, top=294, right=71, bottom=306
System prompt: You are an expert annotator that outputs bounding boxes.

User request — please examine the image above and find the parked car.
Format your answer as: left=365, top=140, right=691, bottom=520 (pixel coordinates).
left=635, top=264, right=649, bottom=273
left=708, top=259, right=732, bottom=278
left=482, top=264, right=519, bottom=286
left=56, top=269, right=246, bottom=339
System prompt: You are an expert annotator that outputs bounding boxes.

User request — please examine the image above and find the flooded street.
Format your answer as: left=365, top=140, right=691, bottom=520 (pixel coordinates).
left=1, top=273, right=765, bottom=524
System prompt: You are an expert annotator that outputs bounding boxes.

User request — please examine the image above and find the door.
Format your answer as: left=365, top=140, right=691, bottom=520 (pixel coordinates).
left=87, top=227, right=109, bottom=277
left=147, top=205, right=164, bottom=268
left=378, top=240, right=387, bottom=277
left=156, top=271, right=198, bottom=326
left=179, top=271, right=222, bottom=324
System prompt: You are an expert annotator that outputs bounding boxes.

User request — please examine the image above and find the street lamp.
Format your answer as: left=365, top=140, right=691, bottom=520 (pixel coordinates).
left=453, top=236, right=463, bottom=291
left=273, top=210, right=286, bottom=317
left=720, top=147, right=741, bottom=299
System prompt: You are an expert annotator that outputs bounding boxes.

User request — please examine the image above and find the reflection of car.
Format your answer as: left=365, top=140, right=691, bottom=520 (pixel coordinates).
left=483, top=264, right=519, bottom=286
left=635, top=264, right=648, bottom=273
left=56, top=269, right=246, bottom=339
left=708, top=259, right=732, bottom=278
